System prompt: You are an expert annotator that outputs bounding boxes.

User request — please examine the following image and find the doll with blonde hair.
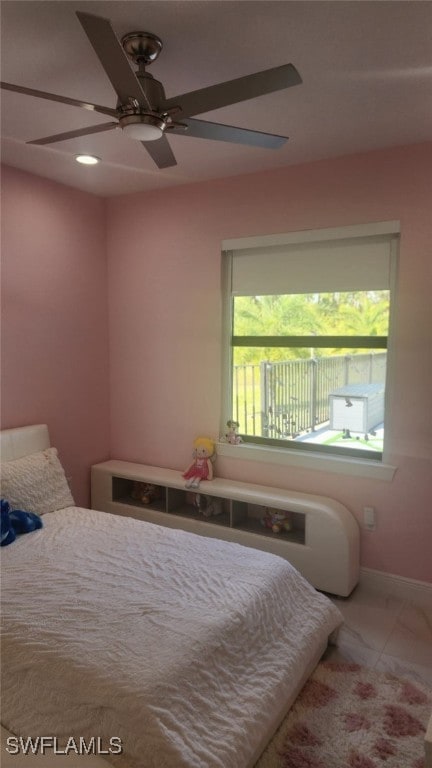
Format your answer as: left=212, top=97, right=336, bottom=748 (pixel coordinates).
left=182, top=437, right=215, bottom=489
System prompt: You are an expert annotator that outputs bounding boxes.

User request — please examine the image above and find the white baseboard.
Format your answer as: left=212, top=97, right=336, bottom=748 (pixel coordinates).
left=360, top=567, right=432, bottom=607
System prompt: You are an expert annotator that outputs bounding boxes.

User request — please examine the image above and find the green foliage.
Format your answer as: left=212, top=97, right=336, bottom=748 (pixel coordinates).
left=233, top=291, right=390, bottom=364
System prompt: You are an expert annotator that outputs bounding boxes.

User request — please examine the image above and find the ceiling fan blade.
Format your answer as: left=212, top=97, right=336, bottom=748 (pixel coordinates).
left=76, top=12, right=152, bottom=109
left=0, top=81, right=117, bottom=117
left=163, top=63, right=302, bottom=119
left=141, top=135, right=176, bottom=168
left=170, top=118, right=288, bottom=149
left=27, top=122, right=118, bottom=146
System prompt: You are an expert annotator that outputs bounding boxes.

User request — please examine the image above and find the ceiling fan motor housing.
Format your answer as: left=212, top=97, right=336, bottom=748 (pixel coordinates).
left=135, top=71, right=167, bottom=112
left=118, top=71, right=171, bottom=139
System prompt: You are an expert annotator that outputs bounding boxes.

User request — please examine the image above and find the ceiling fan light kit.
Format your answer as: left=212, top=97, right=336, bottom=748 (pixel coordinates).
left=1, top=10, right=302, bottom=169
left=120, top=114, right=165, bottom=141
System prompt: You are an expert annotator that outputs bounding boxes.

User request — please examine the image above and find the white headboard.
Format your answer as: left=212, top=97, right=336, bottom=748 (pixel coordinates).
left=0, top=424, right=50, bottom=462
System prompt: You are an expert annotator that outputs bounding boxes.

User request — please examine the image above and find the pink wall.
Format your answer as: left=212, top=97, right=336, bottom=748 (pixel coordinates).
left=1, top=166, right=110, bottom=506
left=2, top=146, right=431, bottom=581
left=107, top=142, right=432, bottom=583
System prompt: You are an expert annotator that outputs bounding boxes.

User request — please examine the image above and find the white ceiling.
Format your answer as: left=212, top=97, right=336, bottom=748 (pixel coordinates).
left=1, top=1, right=431, bottom=197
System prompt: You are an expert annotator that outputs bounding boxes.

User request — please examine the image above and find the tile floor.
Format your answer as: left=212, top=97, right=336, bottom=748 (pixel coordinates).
left=323, top=581, right=432, bottom=689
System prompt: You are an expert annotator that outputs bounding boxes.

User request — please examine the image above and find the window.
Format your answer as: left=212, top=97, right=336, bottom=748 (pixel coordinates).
left=222, top=222, right=399, bottom=461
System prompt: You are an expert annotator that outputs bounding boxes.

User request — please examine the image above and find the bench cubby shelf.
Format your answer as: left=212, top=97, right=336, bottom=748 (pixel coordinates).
left=91, top=460, right=360, bottom=597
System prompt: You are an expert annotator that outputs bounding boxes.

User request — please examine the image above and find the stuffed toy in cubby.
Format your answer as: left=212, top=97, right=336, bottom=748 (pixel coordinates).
left=130, top=482, right=162, bottom=505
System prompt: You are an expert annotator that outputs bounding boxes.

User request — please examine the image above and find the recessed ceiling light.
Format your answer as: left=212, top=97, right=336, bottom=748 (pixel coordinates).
left=75, top=154, right=101, bottom=165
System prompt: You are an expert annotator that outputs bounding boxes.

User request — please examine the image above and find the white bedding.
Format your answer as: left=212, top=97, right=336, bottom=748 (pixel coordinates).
left=1, top=507, right=342, bottom=768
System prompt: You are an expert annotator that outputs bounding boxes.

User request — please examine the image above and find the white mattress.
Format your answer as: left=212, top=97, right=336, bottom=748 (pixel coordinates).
left=1, top=507, right=342, bottom=768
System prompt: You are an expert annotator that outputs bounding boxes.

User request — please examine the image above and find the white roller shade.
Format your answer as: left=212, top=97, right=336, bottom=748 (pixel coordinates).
left=230, top=235, right=393, bottom=296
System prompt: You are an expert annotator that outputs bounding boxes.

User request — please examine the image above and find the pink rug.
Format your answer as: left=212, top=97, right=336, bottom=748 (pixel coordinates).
left=255, top=661, right=431, bottom=768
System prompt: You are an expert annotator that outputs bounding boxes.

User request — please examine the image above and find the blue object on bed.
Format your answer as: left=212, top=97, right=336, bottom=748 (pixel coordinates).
left=1, top=499, right=43, bottom=546
left=1, top=500, right=16, bottom=546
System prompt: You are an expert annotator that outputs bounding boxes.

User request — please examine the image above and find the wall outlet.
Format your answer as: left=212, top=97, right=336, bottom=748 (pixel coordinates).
left=363, top=506, right=376, bottom=530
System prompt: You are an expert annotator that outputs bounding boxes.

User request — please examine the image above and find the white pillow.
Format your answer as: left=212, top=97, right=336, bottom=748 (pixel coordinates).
left=0, top=447, right=75, bottom=516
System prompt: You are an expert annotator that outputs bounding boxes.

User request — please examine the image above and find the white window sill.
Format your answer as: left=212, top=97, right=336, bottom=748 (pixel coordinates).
left=216, top=441, right=397, bottom=481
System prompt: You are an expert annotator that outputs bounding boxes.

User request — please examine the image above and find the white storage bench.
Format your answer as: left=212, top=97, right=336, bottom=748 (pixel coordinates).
left=91, top=460, right=360, bottom=597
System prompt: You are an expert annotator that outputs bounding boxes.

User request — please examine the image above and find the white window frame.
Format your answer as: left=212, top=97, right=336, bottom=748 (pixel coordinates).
left=220, top=221, right=400, bottom=481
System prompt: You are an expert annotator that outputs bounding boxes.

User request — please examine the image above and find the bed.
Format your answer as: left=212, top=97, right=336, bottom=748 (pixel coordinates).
left=0, top=424, right=343, bottom=768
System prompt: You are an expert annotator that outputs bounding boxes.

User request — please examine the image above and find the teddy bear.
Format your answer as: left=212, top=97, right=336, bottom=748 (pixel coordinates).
left=261, top=507, right=292, bottom=534
left=131, top=482, right=161, bottom=505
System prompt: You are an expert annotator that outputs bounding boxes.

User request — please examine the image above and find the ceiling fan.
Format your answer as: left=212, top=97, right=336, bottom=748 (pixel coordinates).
left=0, top=11, right=302, bottom=169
